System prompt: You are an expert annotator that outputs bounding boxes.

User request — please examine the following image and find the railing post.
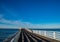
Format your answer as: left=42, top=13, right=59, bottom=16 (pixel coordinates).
left=44, top=31, right=46, bottom=36
left=35, top=30, right=37, bottom=33
left=39, top=31, right=41, bottom=35
left=53, top=32, right=56, bottom=39
left=37, top=30, right=39, bottom=34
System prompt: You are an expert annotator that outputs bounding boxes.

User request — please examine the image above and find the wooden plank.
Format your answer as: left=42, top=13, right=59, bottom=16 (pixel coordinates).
left=25, top=30, right=46, bottom=42
left=22, top=32, right=24, bottom=42
left=25, top=31, right=37, bottom=42
left=24, top=32, right=30, bottom=42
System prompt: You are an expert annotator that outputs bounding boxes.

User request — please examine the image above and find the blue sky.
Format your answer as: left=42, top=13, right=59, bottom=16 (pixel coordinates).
left=0, top=0, right=60, bottom=28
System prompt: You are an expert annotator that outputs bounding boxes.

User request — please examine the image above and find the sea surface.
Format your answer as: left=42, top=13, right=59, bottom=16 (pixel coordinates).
left=0, top=28, right=60, bottom=42
left=0, top=29, right=18, bottom=42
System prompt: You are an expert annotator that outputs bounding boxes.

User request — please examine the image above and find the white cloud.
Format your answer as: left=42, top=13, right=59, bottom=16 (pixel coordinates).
left=0, top=19, right=60, bottom=29
left=0, top=15, right=60, bottom=29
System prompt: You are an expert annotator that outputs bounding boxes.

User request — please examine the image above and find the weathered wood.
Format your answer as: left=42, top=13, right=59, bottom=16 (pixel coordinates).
left=24, top=33, right=30, bottom=42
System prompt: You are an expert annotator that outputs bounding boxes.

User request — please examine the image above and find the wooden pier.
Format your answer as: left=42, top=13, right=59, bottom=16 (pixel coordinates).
left=3, top=29, right=60, bottom=42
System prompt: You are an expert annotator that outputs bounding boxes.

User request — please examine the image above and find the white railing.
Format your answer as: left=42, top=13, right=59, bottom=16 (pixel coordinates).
left=32, top=30, right=60, bottom=41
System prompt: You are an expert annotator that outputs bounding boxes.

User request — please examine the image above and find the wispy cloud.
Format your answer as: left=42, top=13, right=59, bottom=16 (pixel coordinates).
left=0, top=14, right=60, bottom=29
left=0, top=14, right=3, bottom=19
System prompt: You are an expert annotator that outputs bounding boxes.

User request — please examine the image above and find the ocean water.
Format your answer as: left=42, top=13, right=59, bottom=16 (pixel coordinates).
left=0, top=29, right=18, bottom=42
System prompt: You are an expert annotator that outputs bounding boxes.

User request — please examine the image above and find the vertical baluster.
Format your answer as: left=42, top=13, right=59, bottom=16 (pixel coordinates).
left=39, top=30, right=41, bottom=35
left=44, top=31, right=46, bottom=36
left=37, top=30, right=38, bottom=34
left=35, top=30, right=36, bottom=33
left=53, top=32, right=56, bottom=39
left=34, top=30, right=35, bottom=33
left=38, top=30, right=39, bottom=34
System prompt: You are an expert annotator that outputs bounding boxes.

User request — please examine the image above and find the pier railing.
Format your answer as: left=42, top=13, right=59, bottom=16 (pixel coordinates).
left=32, top=30, right=60, bottom=41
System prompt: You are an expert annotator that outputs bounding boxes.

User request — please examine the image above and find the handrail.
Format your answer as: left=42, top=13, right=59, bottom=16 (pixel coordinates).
left=32, top=30, right=60, bottom=41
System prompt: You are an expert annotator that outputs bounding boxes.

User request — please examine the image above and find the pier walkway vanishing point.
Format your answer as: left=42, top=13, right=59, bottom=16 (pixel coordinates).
left=3, top=29, right=60, bottom=42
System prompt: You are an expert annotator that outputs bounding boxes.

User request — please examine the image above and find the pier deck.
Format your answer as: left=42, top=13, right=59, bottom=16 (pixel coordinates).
left=3, top=29, right=60, bottom=42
